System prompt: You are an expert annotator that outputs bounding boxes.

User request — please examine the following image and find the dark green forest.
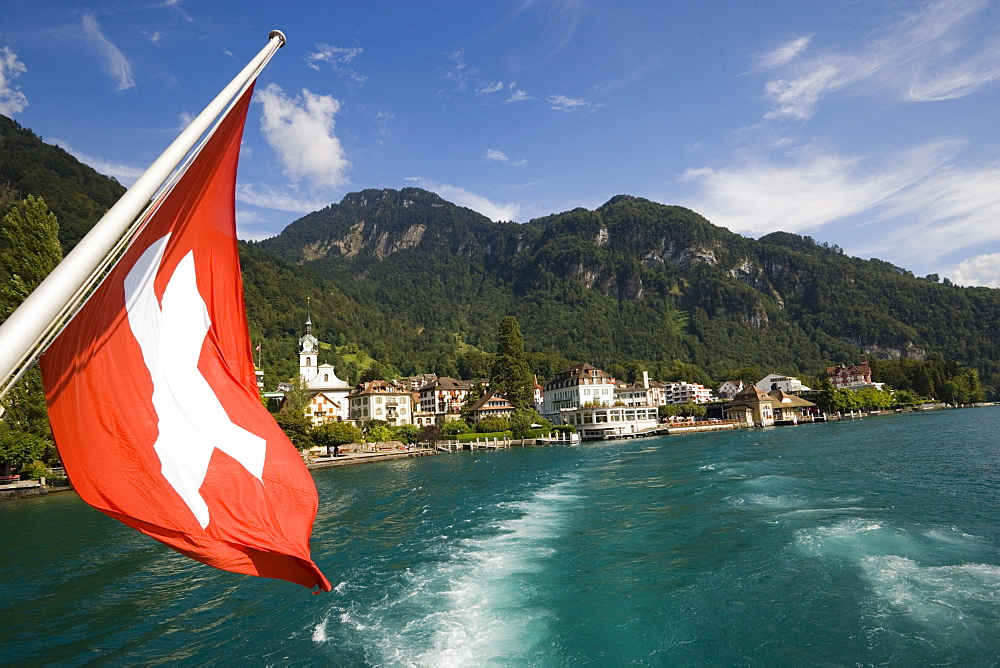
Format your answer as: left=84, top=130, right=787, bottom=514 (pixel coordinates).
left=3, top=114, right=1000, bottom=398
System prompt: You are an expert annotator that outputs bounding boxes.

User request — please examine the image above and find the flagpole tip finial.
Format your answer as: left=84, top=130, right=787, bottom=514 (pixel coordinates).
left=269, top=30, right=287, bottom=47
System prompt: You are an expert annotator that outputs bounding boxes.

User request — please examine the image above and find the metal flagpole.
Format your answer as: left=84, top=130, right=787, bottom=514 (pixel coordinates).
left=0, top=30, right=286, bottom=399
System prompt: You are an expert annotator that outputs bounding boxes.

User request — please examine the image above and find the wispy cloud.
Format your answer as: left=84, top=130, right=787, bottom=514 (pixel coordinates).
left=756, top=36, right=812, bottom=70
left=0, top=47, right=28, bottom=116
left=305, top=44, right=367, bottom=83
left=681, top=139, right=1000, bottom=272
left=236, top=183, right=330, bottom=213
left=477, top=81, right=504, bottom=95
left=256, top=83, right=349, bottom=190
left=546, top=94, right=602, bottom=112
left=82, top=13, right=135, bottom=91
left=484, top=148, right=527, bottom=167
left=443, top=49, right=479, bottom=91
left=760, top=0, right=1000, bottom=121
left=50, top=138, right=144, bottom=185
left=405, top=177, right=520, bottom=222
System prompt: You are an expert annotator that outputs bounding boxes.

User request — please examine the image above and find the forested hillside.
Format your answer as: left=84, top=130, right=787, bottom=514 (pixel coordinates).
left=258, top=188, right=1000, bottom=396
left=3, top=113, right=999, bottom=397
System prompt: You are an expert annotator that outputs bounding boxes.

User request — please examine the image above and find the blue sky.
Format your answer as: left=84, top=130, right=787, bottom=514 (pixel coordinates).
left=2, top=1, right=1000, bottom=286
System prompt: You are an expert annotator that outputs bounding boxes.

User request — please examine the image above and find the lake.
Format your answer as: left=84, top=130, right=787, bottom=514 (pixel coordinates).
left=2, top=407, right=998, bottom=665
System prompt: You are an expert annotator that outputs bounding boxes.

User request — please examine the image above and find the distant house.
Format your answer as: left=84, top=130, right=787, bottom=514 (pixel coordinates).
left=827, top=355, right=885, bottom=391
left=417, top=376, right=471, bottom=425
left=467, top=390, right=516, bottom=423
left=716, top=380, right=745, bottom=400
left=406, top=373, right=438, bottom=391
left=756, top=373, right=811, bottom=394
left=347, top=380, right=413, bottom=426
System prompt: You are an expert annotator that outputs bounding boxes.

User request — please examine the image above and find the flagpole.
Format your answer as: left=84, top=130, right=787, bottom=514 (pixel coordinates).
left=0, top=30, right=286, bottom=398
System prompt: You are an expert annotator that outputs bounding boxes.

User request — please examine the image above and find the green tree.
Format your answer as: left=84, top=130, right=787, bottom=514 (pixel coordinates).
left=417, top=424, right=442, bottom=443
left=474, top=415, right=510, bottom=433
left=0, top=197, right=64, bottom=447
left=0, top=429, right=47, bottom=476
left=440, top=419, right=471, bottom=436
left=0, top=196, right=63, bottom=319
left=272, top=411, right=314, bottom=450
left=365, top=423, right=393, bottom=447
left=510, top=407, right=547, bottom=439
left=490, top=316, right=534, bottom=410
left=393, top=423, right=419, bottom=445
left=312, top=421, right=363, bottom=454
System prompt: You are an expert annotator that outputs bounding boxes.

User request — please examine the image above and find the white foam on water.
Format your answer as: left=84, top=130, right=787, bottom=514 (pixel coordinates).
left=736, top=493, right=804, bottom=509
left=698, top=464, right=715, bottom=471
left=343, top=474, right=581, bottom=666
left=860, top=555, right=1000, bottom=633
left=311, top=620, right=328, bottom=643
left=793, top=518, right=1000, bottom=642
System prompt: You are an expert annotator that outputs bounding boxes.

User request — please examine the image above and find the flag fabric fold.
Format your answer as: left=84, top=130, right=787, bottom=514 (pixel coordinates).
left=40, top=84, right=331, bottom=592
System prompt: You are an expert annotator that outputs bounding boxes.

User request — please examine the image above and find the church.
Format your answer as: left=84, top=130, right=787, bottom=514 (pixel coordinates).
left=297, top=313, right=351, bottom=426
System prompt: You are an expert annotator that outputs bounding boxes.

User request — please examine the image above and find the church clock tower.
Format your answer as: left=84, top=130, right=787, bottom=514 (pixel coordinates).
left=299, top=304, right=319, bottom=383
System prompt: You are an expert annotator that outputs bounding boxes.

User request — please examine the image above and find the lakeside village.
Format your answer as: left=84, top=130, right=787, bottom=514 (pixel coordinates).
left=254, top=315, right=974, bottom=469
left=0, top=311, right=988, bottom=497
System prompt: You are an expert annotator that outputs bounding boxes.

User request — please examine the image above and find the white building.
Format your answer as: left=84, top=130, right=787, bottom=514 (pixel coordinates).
left=298, top=314, right=351, bottom=425
left=542, top=363, right=617, bottom=417
left=347, top=380, right=413, bottom=426
left=562, top=405, right=660, bottom=440
left=756, top=373, right=811, bottom=395
left=663, top=382, right=713, bottom=404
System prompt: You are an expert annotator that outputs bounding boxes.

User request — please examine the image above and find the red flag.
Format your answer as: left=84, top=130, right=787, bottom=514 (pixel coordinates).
left=41, top=85, right=331, bottom=592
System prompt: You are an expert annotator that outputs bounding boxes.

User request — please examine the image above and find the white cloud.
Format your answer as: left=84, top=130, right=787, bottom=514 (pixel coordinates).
left=760, top=0, right=1000, bottom=121
left=681, top=139, right=1000, bottom=270
left=305, top=44, right=367, bottom=83
left=256, top=83, right=349, bottom=190
left=477, top=81, right=504, bottom=95
left=82, top=13, right=135, bottom=91
left=546, top=94, right=602, bottom=112
left=484, top=148, right=526, bottom=167
left=756, top=36, right=812, bottom=69
left=443, top=49, right=479, bottom=91
left=236, top=183, right=330, bottom=213
left=405, top=177, right=520, bottom=222
left=0, top=47, right=28, bottom=116
left=506, top=89, right=531, bottom=103
left=50, top=138, right=144, bottom=185
left=951, top=252, right=1000, bottom=287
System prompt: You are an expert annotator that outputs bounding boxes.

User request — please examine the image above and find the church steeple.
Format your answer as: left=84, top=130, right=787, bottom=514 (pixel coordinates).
left=299, top=299, right=319, bottom=382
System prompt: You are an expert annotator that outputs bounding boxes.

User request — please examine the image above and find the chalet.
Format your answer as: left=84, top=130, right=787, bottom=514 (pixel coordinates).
left=716, top=380, right=745, bottom=400
left=467, top=390, right=516, bottom=423
left=827, top=355, right=884, bottom=391
left=417, top=376, right=471, bottom=425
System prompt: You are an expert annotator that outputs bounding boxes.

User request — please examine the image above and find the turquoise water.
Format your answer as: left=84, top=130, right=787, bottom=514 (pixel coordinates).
left=2, top=408, right=999, bottom=665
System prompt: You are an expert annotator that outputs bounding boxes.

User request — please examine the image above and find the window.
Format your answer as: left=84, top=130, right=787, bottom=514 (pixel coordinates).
left=306, top=357, right=312, bottom=367
left=324, top=374, right=329, bottom=382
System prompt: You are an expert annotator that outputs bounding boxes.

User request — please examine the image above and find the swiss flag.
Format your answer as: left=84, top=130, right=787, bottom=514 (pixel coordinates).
left=41, top=85, right=331, bottom=592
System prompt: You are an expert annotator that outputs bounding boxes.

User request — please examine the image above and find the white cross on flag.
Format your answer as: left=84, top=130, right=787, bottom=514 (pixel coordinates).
left=41, top=85, right=331, bottom=592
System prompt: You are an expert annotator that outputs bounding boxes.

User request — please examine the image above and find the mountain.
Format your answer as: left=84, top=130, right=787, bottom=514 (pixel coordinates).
left=2, top=112, right=997, bottom=396
left=0, top=115, right=127, bottom=252
left=258, top=188, right=1000, bottom=395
